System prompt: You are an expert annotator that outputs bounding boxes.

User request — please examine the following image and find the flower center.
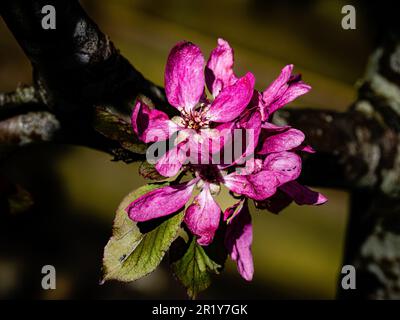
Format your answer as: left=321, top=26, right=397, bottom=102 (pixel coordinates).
left=193, top=165, right=222, bottom=195
left=194, top=164, right=223, bottom=183
left=180, top=104, right=210, bottom=131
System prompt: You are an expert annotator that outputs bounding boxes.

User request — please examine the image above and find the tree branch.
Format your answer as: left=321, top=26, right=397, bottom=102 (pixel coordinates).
left=0, top=85, right=40, bottom=108
left=0, top=0, right=166, bottom=112
left=336, top=32, right=400, bottom=298
left=0, top=111, right=59, bottom=145
left=0, top=0, right=161, bottom=162
left=274, top=107, right=398, bottom=192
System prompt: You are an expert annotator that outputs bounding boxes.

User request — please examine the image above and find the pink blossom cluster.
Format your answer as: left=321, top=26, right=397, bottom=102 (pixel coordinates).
left=129, top=39, right=327, bottom=281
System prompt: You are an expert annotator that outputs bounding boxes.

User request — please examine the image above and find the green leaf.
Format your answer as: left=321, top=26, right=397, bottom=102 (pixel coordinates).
left=101, top=183, right=184, bottom=283
left=171, top=237, right=222, bottom=299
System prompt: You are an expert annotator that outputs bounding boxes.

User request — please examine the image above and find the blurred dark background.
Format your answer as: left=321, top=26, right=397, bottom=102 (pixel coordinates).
left=0, top=0, right=377, bottom=299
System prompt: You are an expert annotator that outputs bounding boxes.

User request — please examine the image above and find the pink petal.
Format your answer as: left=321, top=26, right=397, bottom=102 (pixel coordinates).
left=280, top=181, right=328, bottom=205
left=131, top=100, right=177, bottom=143
left=269, top=82, right=311, bottom=114
left=184, top=185, right=221, bottom=246
left=217, top=110, right=261, bottom=169
left=261, top=122, right=291, bottom=132
left=262, top=64, right=311, bottom=115
left=223, top=199, right=245, bottom=221
left=208, top=121, right=236, bottom=156
left=234, top=158, right=263, bottom=176
left=236, top=109, right=262, bottom=163
left=294, top=144, right=316, bottom=153
left=165, top=41, right=205, bottom=111
left=185, top=131, right=213, bottom=165
left=258, top=128, right=305, bottom=154
left=225, top=202, right=253, bottom=281
left=263, top=151, right=302, bottom=185
left=208, top=72, right=255, bottom=123
left=224, top=170, right=279, bottom=201
left=262, top=65, right=294, bottom=107
left=209, top=121, right=247, bottom=168
left=127, top=181, right=195, bottom=222
left=155, top=142, right=188, bottom=177
left=205, top=38, right=238, bottom=97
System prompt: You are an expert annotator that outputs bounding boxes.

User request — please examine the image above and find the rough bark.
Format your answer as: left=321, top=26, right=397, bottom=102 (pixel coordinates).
left=0, top=0, right=163, bottom=162
left=337, top=36, right=400, bottom=299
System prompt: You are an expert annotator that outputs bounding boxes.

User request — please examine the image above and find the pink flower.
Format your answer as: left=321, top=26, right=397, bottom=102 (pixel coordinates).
left=132, top=40, right=255, bottom=177
left=221, top=152, right=326, bottom=281
left=228, top=152, right=327, bottom=205
left=210, top=45, right=326, bottom=281
left=127, top=38, right=328, bottom=282
left=206, top=42, right=313, bottom=167
left=126, top=166, right=227, bottom=246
